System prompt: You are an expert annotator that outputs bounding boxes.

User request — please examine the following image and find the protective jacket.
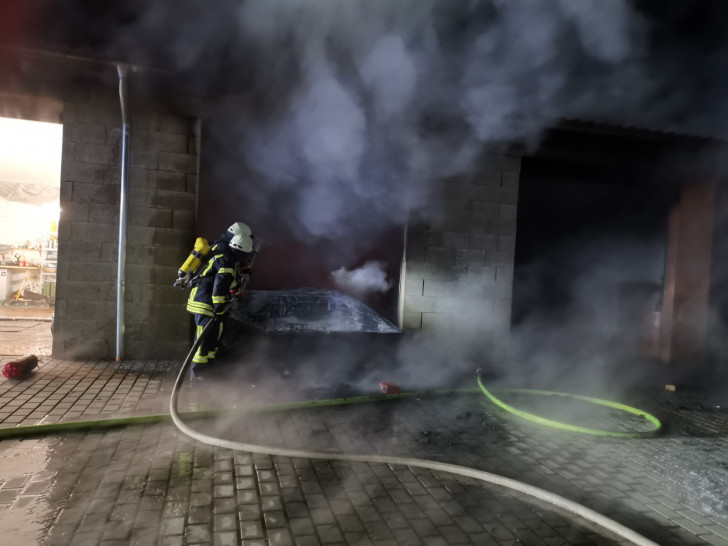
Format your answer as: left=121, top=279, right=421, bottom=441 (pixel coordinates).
left=186, top=241, right=238, bottom=317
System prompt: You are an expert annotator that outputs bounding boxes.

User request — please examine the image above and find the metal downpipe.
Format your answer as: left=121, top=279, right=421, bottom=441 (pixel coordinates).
left=116, top=65, right=130, bottom=361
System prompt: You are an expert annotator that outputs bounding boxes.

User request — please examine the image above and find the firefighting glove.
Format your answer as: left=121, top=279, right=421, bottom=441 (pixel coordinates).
left=213, top=303, right=227, bottom=316
left=230, top=288, right=244, bottom=301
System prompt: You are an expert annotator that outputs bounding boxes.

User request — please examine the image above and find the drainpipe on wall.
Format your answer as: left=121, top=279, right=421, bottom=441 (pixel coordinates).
left=115, top=65, right=130, bottom=361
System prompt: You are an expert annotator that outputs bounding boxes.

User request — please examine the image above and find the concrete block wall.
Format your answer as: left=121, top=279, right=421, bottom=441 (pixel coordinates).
left=402, top=154, right=520, bottom=345
left=53, top=98, right=198, bottom=360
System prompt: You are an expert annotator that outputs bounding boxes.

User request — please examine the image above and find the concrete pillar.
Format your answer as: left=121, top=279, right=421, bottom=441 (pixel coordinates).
left=402, top=154, right=520, bottom=346
left=53, top=99, right=198, bottom=360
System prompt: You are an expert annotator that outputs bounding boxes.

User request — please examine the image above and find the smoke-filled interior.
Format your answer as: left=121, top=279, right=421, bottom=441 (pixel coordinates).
left=4, top=0, right=728, bottom=393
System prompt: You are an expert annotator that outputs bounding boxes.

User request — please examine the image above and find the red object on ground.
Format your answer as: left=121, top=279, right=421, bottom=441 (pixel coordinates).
left=2, top=354, right=38, bottom=379
left=378, top=382, right=401, bottom=395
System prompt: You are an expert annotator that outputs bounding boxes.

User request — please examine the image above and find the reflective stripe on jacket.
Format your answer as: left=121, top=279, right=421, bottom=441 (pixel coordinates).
left=186, top=243, right=237, bottom=316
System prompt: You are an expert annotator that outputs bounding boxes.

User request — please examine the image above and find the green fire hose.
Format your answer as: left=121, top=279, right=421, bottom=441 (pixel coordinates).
left=476, top=370, right=662, bottom=438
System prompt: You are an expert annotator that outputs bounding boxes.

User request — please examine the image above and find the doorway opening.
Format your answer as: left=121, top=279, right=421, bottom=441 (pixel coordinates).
left=0, top=116, right=62, bottom=356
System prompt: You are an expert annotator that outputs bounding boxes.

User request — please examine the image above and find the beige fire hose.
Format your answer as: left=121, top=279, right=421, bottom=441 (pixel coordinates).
left=170, top=319, right=659, bottom=546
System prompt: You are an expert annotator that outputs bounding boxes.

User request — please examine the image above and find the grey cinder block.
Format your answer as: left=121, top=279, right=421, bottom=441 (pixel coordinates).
left=128, top=168, right=149, bottom=188
left=62, top=141, right=76, bottom=162
left=67, top=300, right=99, bottom=318
left=60, top=180, right=73, bottom=202
left=149, top=131, right=188, bottom=153
left=404, top=278, right=424, bottom=296
left=62, top=203, right=90, bottom=223
left=58, top=217, right=72, bottom=240
left=471, top=202, right=501, bottom=217
left=500, top=156, right=522, bottom=173
left=456, top=249, right=485, bottom=266
left=405, top=245, right=426, bottom=263
left=495, top=266, right=514, bottom=283
left=442, top=199, right=471, bottom=215
left=88, top=204, right=120, bottom=224
left=426, top=247, right=457, bottom=265
left=186, top=174, right=199, bottom=193
left=68, top=261, right=116, bottom=282
left=423, top=279, right=458, bottom=298
left=469, top=234, right=499, bottom=251
left=407, top=230, right=432, bottom=247
left=407, top=262, right=462, bottom=282
left=485, top=251, right=514, bottom=267
left=159, top=114, right=193, bottom=135
left=468, top=217, right=492, bottom=235
left=421, top=312, right=457, bottom=331
left=58, top=280, right=102, bottom=302
left=130, top=149, right=159, bottom=170
left=75, top=143, right=117, bottom=166
left=434, top=214, right=472, bottom=232
left=487, top=219, right=517, bottom=236
left=173, top=210, right=196, bottom=231
left=482, top=187, right=518, bottom=205
left=501, top=172, right=521, bottom=189
left=403, top=296, right=436, bottom=313
left=148, top=171, right=188, bottom=192
left=68, top=240, right=102, bottom=262
left=500, top=205, right=517, bottom=220
left=70, top=222, right=118, bottom=243
left=64, top=123, right=107, bottom=144
left=158, top=152, right=198, bottom=174
left=470, top=171, right=502, bottom=187
left=71, top=182, right=119, bottom=205
left=466, top=265, right=496, bottom=283
left=128, top=207, right=174, bottom=229
left=402, top=312, right=423, bottom=330
left=440, top=231, right=470, bottom=249
left=62, top=162, right=108, bottom=185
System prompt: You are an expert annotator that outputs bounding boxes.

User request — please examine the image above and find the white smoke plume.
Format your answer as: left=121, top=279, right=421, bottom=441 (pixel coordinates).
left=331, top=261, right=391, bottom=300
left=194, top=0, right=655, bottom=250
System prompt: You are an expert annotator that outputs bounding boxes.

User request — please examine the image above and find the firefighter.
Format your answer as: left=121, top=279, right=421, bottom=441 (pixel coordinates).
left=176, top=221, right=254, bottom=287
left=186, top=227, right=255, bottom=372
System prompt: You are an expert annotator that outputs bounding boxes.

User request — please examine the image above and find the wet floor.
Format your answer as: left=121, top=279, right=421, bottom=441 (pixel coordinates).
left=0, top=306, right=53, bottom=357
left=0, top=356, right=727, bottom=545
left=0, top=437, right=57, bottom=544
left=0, top=418, right=627, bottom=546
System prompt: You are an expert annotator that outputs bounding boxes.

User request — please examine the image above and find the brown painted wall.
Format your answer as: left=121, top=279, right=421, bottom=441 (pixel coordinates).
left=660, top=182, right=716, bottom=368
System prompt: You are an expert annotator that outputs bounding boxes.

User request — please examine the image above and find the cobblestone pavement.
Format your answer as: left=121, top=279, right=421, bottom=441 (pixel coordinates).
left=0, top=355, right=727, bottom=545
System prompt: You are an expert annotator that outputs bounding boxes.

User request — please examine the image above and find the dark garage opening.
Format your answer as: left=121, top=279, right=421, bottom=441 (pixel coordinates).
left=512, top=126, right=683, bottom=363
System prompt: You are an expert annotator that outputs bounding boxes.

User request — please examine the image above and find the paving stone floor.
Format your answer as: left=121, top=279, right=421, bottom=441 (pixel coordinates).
left=0, top=355, right=727, bottom=545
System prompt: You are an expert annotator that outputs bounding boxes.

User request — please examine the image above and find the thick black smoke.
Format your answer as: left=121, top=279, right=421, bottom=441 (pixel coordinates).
left=19, top=0, right=728, bottom=251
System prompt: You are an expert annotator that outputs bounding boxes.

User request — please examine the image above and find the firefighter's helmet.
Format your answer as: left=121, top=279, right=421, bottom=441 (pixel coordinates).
left=227, top=221, right=252, bottom=237
left=229, top=233, right=253, bottom=253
